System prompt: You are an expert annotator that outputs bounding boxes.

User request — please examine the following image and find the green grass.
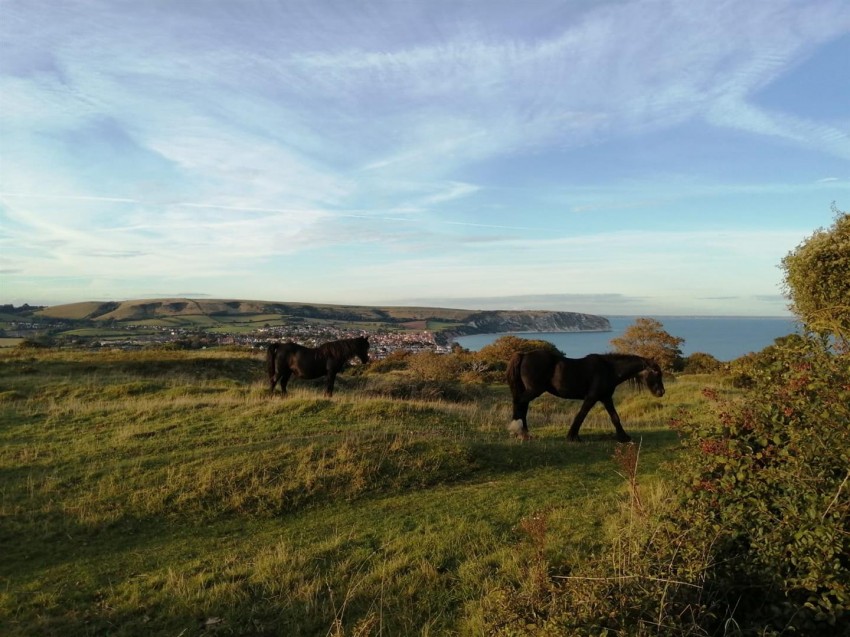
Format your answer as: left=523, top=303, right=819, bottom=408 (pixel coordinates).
left=425, top=320, right=464, bottom=331
left=59, top=328, right=160, bottom=338
left=0, top=348, right=724, bottom=635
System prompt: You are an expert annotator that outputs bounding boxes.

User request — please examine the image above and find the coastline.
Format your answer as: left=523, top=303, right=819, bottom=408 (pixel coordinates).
left=438, top=325, right=612, bottom=346
left=451, top=316, right=800, bottom=361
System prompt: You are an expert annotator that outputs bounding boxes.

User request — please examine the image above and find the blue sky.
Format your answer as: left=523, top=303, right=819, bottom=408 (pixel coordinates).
left=1, top=0, right=848, bottom=316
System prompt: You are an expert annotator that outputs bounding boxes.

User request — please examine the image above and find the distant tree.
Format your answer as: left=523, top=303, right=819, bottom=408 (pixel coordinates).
left=610, top=318, right=684, bottom=371
left=18, top=334, right=55, bottom=349
left=781, top=203, right=850, bottom=349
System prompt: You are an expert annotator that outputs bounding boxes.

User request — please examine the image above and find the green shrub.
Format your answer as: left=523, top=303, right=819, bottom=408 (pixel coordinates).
left=406, top=350, right=465, bottom=382
left=728, top=333, right=807, bottom=388
left=17, top=335, right=55, bottom=349
left=681, top=351, right=723, bottom=374
left=781, top=205, right=850, bottom=347
left=476, top=335, right=560, bottom=365
left=366, top=349, right=412, bottom=373
left=468, top=335, right=561, bottom=382
left=664, top=335, right=850, bottom=633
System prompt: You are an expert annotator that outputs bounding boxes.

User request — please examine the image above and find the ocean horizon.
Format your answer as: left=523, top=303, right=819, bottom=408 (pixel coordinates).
left=453, top=316, right=800, bottom=362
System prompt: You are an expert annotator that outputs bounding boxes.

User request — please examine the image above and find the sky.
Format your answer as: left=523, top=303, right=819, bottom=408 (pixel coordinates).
left=1, top=0, right=849, bottom=317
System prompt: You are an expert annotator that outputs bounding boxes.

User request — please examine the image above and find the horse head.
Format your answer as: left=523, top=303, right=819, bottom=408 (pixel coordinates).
left=356, top=335, right=370, bottom=364
left=640, top=360, right=666, bottom=397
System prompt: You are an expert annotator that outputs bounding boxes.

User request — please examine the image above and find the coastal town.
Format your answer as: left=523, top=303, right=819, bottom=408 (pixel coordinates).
left=0, top=312, right=454, bottom=356
left=254, top=324, right=452, bottom=356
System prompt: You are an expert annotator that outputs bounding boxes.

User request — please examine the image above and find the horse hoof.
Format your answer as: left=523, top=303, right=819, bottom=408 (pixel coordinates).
left=507, top=420, right=527, bottom=438
left=567, top=435, right=582, bottom=443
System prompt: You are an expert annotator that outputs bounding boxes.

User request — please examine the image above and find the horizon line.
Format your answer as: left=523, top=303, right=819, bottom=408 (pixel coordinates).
left=2, top=296, right=795, bottom=320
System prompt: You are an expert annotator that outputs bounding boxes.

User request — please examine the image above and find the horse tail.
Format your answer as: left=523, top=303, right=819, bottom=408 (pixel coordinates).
left=506, top=351, right=525, bottom=398
left=266, top=343, right=280, bottom=379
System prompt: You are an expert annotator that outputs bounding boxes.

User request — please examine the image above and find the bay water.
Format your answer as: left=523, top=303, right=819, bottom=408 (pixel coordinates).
left=454, top=316, right=800, bottom=362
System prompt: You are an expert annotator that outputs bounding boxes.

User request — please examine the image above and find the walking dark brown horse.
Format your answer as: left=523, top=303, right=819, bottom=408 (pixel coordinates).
left=506, top=350, right=665, bottom=442
left=266, top=336, right=370, bottom=397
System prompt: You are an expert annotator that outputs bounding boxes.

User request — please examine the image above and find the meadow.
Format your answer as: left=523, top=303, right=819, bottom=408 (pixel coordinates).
left=0, top=346, right=724, bottom=636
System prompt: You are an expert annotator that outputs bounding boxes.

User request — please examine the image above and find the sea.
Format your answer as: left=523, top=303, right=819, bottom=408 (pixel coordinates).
left=453, top=316, right=801, bottom=362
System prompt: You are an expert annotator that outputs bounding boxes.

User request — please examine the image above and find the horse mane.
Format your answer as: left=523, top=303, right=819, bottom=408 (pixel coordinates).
left=599, top=353, right=656, bottom=391
left=599, top=352, right=647, bottom=364
left=316, top=336, right=366, bottom=359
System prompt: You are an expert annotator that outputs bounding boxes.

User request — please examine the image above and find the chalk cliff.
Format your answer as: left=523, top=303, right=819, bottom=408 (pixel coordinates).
left=439, top=310, right=610, bottom=343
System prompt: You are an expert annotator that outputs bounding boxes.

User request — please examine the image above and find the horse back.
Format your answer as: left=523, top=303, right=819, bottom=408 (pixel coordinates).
left=549, top=357, right=588, bottom=398
left=548, top=354, right=622, bottom=399
left=515, top=349, right=568, bottom=395
left=270, top=342, right=302, bottom=369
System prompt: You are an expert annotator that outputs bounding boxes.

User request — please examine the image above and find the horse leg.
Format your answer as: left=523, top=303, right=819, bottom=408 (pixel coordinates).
left=567, top=397, right=598, bottom=442
left=325, top=369, right=337, bottom=397
left=276, top=368, right=292, bottom=396
left=509, top=386, right=543, bottom=439
left=602, top=397, right=631, bottom=443
left=509, top=398, right=533, bottom=440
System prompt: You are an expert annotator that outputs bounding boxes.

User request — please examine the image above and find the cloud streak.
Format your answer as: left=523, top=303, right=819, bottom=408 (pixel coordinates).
left=1, top=0, right=847, bottom=312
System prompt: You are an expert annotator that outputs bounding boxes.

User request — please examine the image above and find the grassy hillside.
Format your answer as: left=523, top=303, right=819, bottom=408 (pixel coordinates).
left=0, top=347, right=718, bottom=636
left=36, top=299, right=476, bottom=325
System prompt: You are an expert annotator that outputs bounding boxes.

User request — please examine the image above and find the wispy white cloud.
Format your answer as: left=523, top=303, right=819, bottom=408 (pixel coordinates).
left=1, top=0, right=848, bottom=311
left=708, top=97, right=850, bottom=159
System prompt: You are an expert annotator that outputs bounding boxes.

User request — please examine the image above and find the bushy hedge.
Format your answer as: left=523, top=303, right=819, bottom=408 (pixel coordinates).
left=663, top=335, right=850, bottom=633
left=727, top=333, right=809, bottom=388
left=681, top=351, right=723, bottom=374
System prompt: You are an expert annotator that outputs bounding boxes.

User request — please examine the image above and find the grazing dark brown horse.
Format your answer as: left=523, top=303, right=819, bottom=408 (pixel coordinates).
left=506, top=350, right=665, bottom=442
left=266, top=336, right=370, bottom=397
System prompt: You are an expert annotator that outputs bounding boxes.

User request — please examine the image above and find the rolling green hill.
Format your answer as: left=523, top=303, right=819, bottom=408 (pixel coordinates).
left=35, top=298, right=612, bottom=336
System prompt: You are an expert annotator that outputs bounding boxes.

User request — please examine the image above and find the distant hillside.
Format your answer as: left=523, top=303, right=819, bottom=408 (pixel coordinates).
left=36, top=298, right=611, bottom=337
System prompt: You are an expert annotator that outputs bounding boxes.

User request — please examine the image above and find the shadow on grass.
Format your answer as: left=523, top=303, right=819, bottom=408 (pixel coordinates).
left=467, top=428, right=678, bottom=477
